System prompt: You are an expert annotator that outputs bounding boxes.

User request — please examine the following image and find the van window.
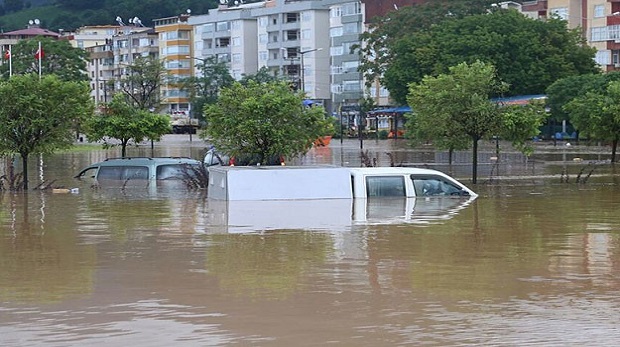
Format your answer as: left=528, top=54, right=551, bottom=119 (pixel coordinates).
left=411, top=175, right=465, bottom=196
left=365, top=176, right=405, bottom=197
left=157, top=164, right=192, bottom=180
left=98, top=166, right=149, bottom=180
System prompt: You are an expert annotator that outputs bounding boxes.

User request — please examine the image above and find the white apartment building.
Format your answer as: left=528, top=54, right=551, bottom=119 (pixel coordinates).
left=85, top=25, right=157, bottom=108
left=185, top=0, right=365, bottom=114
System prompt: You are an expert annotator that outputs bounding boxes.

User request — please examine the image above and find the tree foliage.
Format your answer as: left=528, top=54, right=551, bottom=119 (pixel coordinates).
left=182, top=56, right=234, bottom=120
left=366, top=6, right=598, bottom=104
left=85, top=94, right=171, bottom=157
left=358, top=0, right=496, bottom=90
left=120, top=56, right=168, bottom=111
left=563, top=81, right=620, bottom=162
left=0, top=73, right=93, bottom=189
left=0, top=0, right=231, bottom=31
left=545, top=72, right=620, bottom=122
left=202, top=81, right=332, bottom=165
left=407, top=61, right=541, bottom=184
left=0, top=37, right=88, bottom=81
left=239, top=66, right=281, bottom=86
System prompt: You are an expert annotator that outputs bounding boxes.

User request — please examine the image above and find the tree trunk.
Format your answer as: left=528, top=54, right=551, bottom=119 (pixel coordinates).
left=121, top=139, right=128, bottom=157
left=472, top=137, right=478, bottom=184
left=612, top=138, right=618, bottom=163
left=21, top=153, right=29, bottom=190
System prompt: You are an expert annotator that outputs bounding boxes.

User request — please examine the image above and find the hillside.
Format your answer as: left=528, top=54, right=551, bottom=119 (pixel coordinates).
left=0, top=0, right=232, bottom=32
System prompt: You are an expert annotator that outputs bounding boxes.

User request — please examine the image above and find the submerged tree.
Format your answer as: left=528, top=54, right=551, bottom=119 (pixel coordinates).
left=202, top=81, right=332, bottom=165
left=86, top=94, right=170, bottom=157
left=563, top=81, right=620, bottom=162
left=408, top=61, right=544, bottom=183
left=0, top=74, right=93, bottom=189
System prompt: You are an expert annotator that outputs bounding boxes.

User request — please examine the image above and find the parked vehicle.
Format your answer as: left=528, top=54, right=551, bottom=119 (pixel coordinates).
left=206, top=166, right=476, bottom=201
left=75, top=157, right=203, bottom=182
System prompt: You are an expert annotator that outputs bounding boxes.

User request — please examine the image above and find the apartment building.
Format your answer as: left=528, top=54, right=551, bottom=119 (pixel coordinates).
left=85, top=25, right=157, bottom=107
left=154, top=13, right=193, bottom=114
left=523, top=0, right=620, bottom=70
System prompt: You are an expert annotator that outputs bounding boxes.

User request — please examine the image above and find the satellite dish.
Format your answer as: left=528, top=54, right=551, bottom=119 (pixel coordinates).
left=29, top=20, right=34, bottom=25
left=186, top=9, right=192, bottom=14
left=128, top=18, right=133, bottom=24
left=219, top=0, right=227, bottom=4
left=34, top=19, right=40, bottom=25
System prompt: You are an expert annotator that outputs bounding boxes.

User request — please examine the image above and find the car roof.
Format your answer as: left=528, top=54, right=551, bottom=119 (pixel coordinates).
left=92, top=157, right=201, bottom=167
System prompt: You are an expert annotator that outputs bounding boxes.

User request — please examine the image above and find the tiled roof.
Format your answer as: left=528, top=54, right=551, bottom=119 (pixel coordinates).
left=1, top=27, right=60, bottom=38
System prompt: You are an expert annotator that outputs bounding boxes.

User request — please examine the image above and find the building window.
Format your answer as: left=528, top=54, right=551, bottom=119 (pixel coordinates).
left=331, top=6, right=342, bottom=18
left=231, top=20, right=241, bottom=30
left=595, top=50, right=610, bottom=65
left=259, top=34, right=267, bottom=44
left=232, top=37, right=241, bottom=46
left=330, top=27, right=343, bottom=37
left=203, top=23, right=214, bottom=33
left=258, top=17, right=267, bottom=27
left=301, top=11, right=312, bottom=21
left=259, top=51, right=268, bottom=61
left=216, top=22, right=229, bottom=31
left=594, top=5, right=605, bottom=18
left=343, top=41, right=357, bottom=54
left=285, top=13, right=299, bottom=23
left=232, top=53, right=241, bottom=63
left=302, top=29, right=311, bottom=39
left=343, top=80, right=361, bottom=92
left=342, top=2, right=361, bottom=16
left=342, top=61, right=359, bottom=73
left=330, top=46, right=344, bottom=56
left=344, top=22, right=360, bottom=34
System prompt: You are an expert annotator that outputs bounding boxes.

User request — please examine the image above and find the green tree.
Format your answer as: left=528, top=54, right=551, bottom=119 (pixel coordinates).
left=0, top=74, right=93, bottom=189
left=0, top=37, right=88, bottom=81
left=373, top=8, right=598, bottom=104
left=86, top=94, right=170, bottom=157
left=183, top=56, right=234, bottom=121
left=202, top=81, right=331, bottom=165
left=358, top=0, right=496, bottom=89
left=563, top=81, right=620, bottom=162
left=119, top=56, right=168, bottom=111
left=239, top=66, right=280, bottom=86
left=407, top=61, right=508, bottom=184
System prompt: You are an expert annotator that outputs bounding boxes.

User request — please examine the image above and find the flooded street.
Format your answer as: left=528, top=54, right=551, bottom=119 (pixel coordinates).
left=1, top=137, right=620, bottom=346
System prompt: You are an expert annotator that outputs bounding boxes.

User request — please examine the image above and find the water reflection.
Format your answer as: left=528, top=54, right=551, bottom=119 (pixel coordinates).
left=2, top=139, right=620, bottom=346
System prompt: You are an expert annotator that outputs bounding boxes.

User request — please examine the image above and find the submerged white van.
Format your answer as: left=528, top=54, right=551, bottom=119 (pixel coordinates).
left=207, top=166, right=476, bottom=201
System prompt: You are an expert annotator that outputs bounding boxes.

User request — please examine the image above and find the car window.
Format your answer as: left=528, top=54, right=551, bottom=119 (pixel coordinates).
left=411, top=175, right=465, bottom=196
left=365, top=176, right=405, bottom=197
left=76, top=167, right=98, bottom=179
left=98, top=166, right=148, bottom=180
left=157, top=164, right=193, bottom=180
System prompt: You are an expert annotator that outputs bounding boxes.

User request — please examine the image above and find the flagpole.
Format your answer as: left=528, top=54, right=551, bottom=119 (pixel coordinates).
left=8, top=45, right=11, bottom=78
left=38, top=41, right=41, bottom=80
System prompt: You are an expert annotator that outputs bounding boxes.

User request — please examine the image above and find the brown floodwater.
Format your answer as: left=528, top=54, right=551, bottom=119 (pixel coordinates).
left=1, top=137, right=620, bottom=346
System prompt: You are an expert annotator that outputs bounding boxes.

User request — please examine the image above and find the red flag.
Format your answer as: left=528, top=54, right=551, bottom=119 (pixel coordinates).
left=3, top=49, right=9, bottom=60
left=35, top=47, right=44, bottom=60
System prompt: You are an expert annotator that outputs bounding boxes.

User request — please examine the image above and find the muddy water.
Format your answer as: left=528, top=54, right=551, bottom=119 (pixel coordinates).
left=1, top=137, right=620, bottom=346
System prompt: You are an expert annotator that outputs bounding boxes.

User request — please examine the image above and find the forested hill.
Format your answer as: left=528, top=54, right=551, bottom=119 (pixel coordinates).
left=0, top=0, right=261, bottom=32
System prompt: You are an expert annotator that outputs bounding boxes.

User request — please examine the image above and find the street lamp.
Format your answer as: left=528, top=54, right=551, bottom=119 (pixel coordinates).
left=298, top=48, right=322, bottom=94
